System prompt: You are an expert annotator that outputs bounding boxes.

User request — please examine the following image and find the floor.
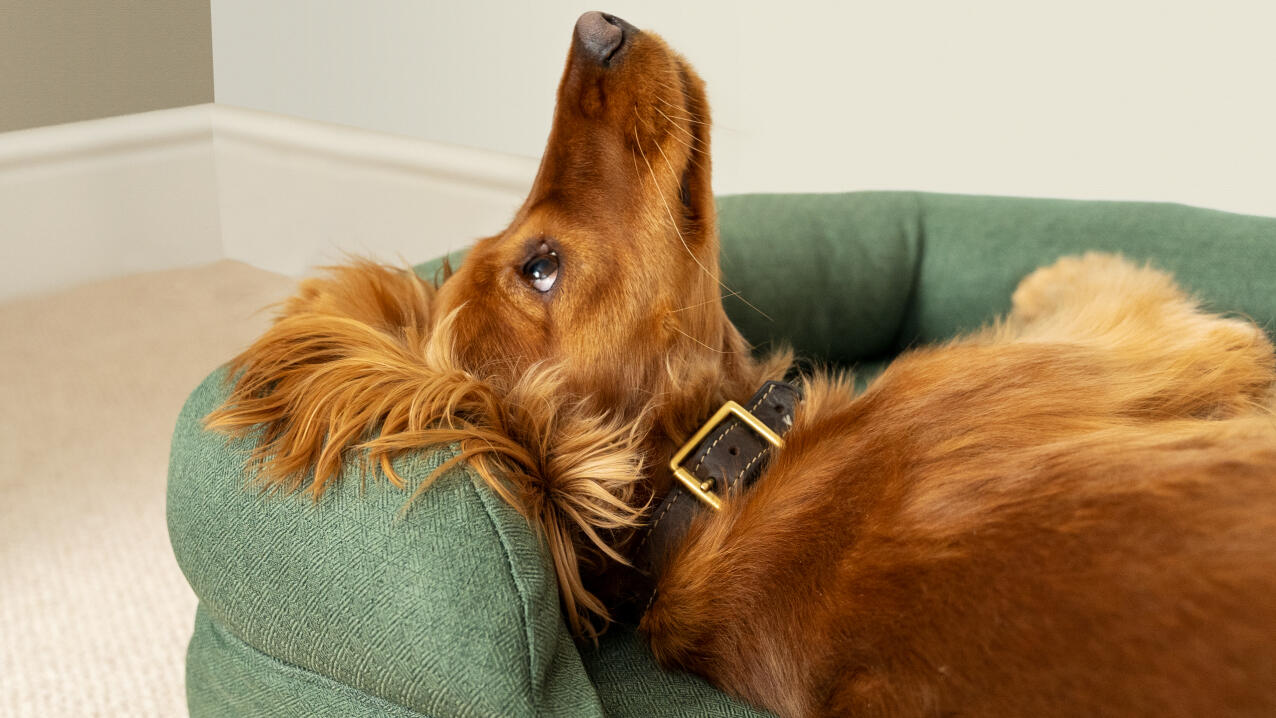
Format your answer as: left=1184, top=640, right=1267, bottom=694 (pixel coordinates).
left=0, top=261, right=293, bottom=717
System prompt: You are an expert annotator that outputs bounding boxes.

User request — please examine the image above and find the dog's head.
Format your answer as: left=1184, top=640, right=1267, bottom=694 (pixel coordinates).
left=435, top=12, right=753, bottom=421
left=210, top=13, right=786, bottom=639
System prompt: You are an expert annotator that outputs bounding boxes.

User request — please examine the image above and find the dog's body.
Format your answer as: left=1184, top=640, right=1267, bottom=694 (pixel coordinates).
left=208, top=13, right=1276, bottom=718
left=643, top=254, right=1276, bottom=716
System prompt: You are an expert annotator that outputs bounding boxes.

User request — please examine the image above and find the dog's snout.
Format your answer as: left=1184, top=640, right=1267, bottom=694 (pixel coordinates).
left=575, top=11, right=633, bottom=65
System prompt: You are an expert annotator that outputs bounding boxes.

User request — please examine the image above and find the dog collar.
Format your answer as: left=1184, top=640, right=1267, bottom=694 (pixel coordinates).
left=628, top=380, right=802, bottom=611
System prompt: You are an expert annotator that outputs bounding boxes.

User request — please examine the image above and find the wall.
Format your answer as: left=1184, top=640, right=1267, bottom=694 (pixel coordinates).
left=0, top=105, right=535, bottom=302
left=0, top=1, right=214, bottom=133
left=0, top=107, right=223, bottom=301
left=211, top=106, right=536, bottom=278
left=3, top=2, right=1272, bottom=301
left=211, top=0, right=1276, bottom=217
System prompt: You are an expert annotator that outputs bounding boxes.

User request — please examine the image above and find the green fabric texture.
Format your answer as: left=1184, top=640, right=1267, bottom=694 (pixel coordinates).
left=186, top=606, right=426, bottom=718
left=716, top=192, right=1276, bottom=365
left=171, top=192, right=1276, bottom=717
left=716, top=192, right=923, bottom=363
left=170, top=368, right=767, bottom=717
left=900, top=193, right=1276, bottom=347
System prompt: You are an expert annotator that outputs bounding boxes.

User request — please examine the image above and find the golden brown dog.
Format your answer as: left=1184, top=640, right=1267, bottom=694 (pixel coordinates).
left=208, top=12, right=1276, bottom=717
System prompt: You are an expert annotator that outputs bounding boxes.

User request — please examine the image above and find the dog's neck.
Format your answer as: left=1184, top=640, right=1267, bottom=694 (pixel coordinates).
left=638, top=327, right=781, bottom=494
left=580, top=331, right=794, bottom=618
left=581, top=376, right=802, bottom=625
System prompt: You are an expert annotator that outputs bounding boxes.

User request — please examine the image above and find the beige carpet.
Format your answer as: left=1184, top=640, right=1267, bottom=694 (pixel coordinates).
left=0, top=261, right=294, bottom=717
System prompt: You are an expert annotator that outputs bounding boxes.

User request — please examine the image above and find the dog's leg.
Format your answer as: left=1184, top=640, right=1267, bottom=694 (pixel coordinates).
left=1001, top=252, right=1275, bottom=417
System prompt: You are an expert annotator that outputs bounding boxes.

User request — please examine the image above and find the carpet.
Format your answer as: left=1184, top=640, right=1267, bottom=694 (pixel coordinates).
left=0, top=261, right=293, bottom=717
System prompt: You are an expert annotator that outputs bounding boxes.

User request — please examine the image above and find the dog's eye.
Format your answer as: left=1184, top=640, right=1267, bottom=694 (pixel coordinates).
left=522, top=251, right=559, bottom=293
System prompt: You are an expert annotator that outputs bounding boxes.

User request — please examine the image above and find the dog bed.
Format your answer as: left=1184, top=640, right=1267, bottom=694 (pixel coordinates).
left=169, top=191, right=1276, bottom=716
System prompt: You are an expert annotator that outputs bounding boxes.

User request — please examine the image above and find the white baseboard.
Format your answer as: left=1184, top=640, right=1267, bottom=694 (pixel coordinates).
left=0, top=106, right=222, bottom=302
left=209, top=105, right=537, bottom=277
left=0, top=104, right=539, bottom=301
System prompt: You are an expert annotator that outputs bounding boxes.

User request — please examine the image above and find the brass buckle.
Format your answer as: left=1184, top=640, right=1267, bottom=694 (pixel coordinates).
left=668, top=400, right=785, bottom=511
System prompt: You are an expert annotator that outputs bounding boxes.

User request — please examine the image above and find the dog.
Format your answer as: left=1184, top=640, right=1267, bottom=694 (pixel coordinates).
left=207, top=12, right=1276, bottom=717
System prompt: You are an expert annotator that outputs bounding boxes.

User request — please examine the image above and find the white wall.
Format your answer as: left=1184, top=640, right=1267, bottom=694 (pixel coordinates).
left=0, top=105, right=535, bottom=301
left=212, top=0, right=1276, bottom=217
left=5, top=2, right=1272, bottom=301
left=211, top=106, right=536, bottom=276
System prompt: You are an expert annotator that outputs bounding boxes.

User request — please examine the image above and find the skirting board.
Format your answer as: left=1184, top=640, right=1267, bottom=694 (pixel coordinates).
left=210, top=105, right=537, bottom=277
left=0, top=104, right=539, bottom=301
left=0, top=106, right=222, bottom=302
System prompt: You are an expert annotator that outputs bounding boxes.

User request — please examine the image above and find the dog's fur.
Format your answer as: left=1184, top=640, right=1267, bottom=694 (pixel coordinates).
left=207, top=14, right=1276, bottom=717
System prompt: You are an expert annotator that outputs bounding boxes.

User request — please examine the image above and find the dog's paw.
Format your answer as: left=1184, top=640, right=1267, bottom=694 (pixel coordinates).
left=1007, top=253, right=1276, bottom=415
left=1010, top=252, right=1172, bottom=326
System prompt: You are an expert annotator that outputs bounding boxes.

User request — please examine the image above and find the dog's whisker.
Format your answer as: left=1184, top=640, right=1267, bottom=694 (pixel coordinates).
left=654, top=106, right=700, bottom=143
left=637, top=107, right=711, bottom=203
left=650, top=77, right=682, bottom=93
left=657, top=110, right=711, bottom=127
left=653, top=93, right=682, bottom=107
left=655, top=95, right=739, bottom=133
left=643, top=128, right=773, bottom=324
left=659, top=132, right=709, bottom=175
left=670, top=325, right=734, bottom=354
left=634, top=127, right=720, bottom=289
left=631, top=122, right=644, bottom=180
left=668, top=291, right=745, bottom=313
left=651, top=130, right=708, bottom=176
left=653, top=96, right=706, bottom=121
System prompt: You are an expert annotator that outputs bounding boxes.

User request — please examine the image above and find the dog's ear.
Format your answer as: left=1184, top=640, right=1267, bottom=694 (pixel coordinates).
left=208, top=264, right=650, bottom=638
left=205, top=262, right=438, bottom=497
left=370, top=361, right=652, bottom=640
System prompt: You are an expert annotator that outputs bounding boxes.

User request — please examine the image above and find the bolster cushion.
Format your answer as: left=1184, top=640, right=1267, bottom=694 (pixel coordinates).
left=170, top=192, right=1276, bottom=716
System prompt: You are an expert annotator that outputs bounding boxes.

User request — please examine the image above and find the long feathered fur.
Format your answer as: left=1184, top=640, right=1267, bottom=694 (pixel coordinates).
left=641, top=253, right=1276, bottom=717
left=205, top=261, right=652, bottom=638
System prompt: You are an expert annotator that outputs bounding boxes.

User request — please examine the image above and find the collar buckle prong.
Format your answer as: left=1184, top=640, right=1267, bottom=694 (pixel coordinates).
left=668, top=400, right=786, bottom=512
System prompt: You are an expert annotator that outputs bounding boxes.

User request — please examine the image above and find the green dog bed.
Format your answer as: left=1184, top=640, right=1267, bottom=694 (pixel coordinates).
left=168, top=192, right=1276, bottom=717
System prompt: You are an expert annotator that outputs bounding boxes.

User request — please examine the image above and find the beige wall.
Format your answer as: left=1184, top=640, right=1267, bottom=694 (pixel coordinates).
left=211, top=0, right=1276, bottom=218
left=0, top=1, right=213, bottom=133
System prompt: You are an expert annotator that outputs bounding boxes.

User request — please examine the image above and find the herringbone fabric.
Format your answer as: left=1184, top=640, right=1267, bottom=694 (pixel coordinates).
left=169, top=368, right=768, bottom=717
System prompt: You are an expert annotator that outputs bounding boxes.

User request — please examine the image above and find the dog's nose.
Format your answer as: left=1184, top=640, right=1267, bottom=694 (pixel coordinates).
left=575, top=11, right=632, bottom=64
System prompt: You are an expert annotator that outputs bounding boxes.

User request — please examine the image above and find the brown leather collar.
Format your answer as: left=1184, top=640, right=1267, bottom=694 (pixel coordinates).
left=623, top=380, right=802, bottom=618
